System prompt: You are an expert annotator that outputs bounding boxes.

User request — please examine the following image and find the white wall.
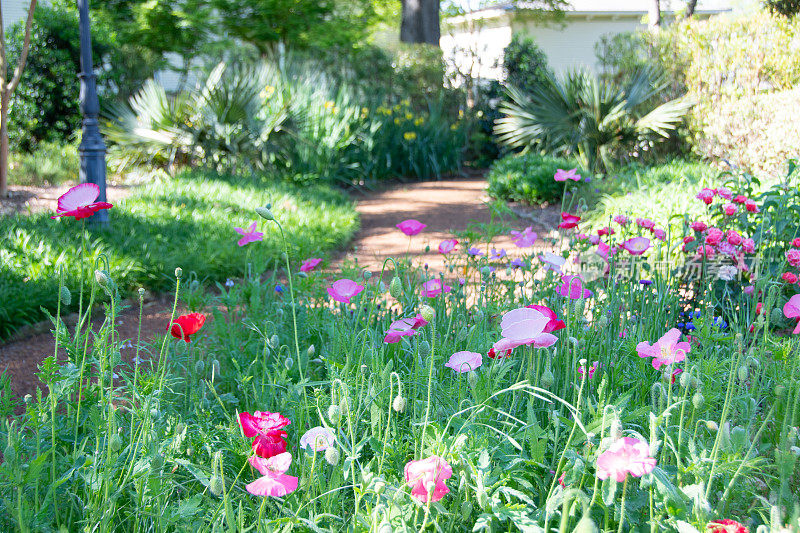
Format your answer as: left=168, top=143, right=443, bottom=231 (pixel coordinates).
left=441, top=18, right=513, bottom=82
left=2, top=0, right=36, bottom=30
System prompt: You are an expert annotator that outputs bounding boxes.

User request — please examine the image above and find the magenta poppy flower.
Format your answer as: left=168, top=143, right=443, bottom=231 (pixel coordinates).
left=596, top=437, right=657, bottom=482
left=722, top=203, right=737, bottom=216
left=785, top=272, right=800, bottom=283
left=690, top=221, right=708, bottom=232
left=745, top=200, right=760, bottom=213
left=396, top=219, right=426, bottom=236
left=733, top=195, right=748, bottom=204
left=621, top=237, right=651, bottom=256
left=726, top=230, right=742, bottom=246
left=556, top=274, right=592, bottom=299
left=438, top=239, right=458, bottom=254
left=636, top=328, right=690, bottom=369
left=327, top=279, right=365, bottom=303
left=444, top=351, right=483, bottom=373
left=597, top=226, right=614, bottom=237
left=783, top=294, right=800, bottom=334
left=554, top=168, right=581, bottom=182
left=510, top=226, right=538, bottom=248
left=234, top=222, right=264, bottom=247
left=300, top=258, right=322, bottom=272
left=51, top=183, right=113, bottom=220
left=252, top=430, right=288, bottom=458
left=707, top=519, right=749, bottom=533
left=525, top=304, right=565, bottom=332
left=696, top=188, right=716, bottom=205
left=578, top=361, right=599, bottom=379
left=595, top=241, right=611, bottom=262
left=558, top=212, right=581, bottom=230
left=613, top=215, right=629, bottom=226
left=716, top=186, right=733, bottom=199
left=246, top=452, right=299, bottom=497
left=384, top=314, right=428, bottom=344
left=421, top=279, right=452, bottom=298
left=492, top=307, right=559, bottom=354
left=404, top=455, right=453, bottom=502
left=636, top=218, right=655, bottom=230
left=299, top=427, right=336, bottom=452
left=539, top=252, right=566, bottom=272
left=653, top=228, right=666, bottom=241
left=239, top=411, right=290, bottom=438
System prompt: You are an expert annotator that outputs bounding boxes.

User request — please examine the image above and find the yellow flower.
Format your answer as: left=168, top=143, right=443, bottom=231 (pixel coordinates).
left=450, top=123, right=459, bottom=131
left=394, top=118, right=401, bottom=125
left=262, top=85, right=275, bottom=98
left=405, top=112, right=413, bottom=120
left=414, top=117, right=424, bottom=126
left=403, top=131, right=417, bottom=141
left=324, top=101, right=334, bottom=110
left=361, top=107, right=369, bottom=115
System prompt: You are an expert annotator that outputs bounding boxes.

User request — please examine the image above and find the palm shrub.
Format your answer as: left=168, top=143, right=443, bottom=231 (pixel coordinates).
left=494, top=67, right=693, bottom=173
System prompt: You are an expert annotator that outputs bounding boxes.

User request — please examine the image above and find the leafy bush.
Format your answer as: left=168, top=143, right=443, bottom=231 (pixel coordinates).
left=0, top=171, right=358, bottom=339
left=9, top=140, right=80, bottom=186
left=486, top=152, right=586, bottom=205
left=502, top=34, right=553, bottom=93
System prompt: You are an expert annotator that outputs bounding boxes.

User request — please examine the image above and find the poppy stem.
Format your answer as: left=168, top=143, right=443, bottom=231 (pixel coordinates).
left=617, top=476, right=629, bottom=533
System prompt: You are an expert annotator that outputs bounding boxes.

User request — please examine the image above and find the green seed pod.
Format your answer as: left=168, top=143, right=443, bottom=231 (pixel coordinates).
left=109, top=433, right=122, bottom=453
left=255, top=206, right=274, bottom=221
left=94, top=269, right=110, bottom=287
left=194, top=360, right=205, bottom=374
left=298, top=271, right=308, bottom=279
left=392, top=396, right=406, bottom=413
left=137, top=287, right=145, bottom=301
left=324, top=447, right=340, bottom=466
left=692, top=392, right=705, bottom=410
left=284, top=357, right=294, bottom=370
left=328, top=404, right=342, bottom=425
left=150, top=454, right=164, bottom=471
left=174, top=267, right=183, bottom=278
left=209, top=475, right=224, bottom=497
left=737, top=365, right=749, bottom=382
left=363, top=270, right=372, bottom=280
left=307, top=345, right=316, bottom=358
left=540, top=366, right=555, bottom=389
left=59, top=286, right=71, bottom=306
left=461, top=500, right=473, bottom=521
left=467, top=371, right=477, bottom=389
left=420, top=305, right=435, bottom=323
left=389, top=276, right=403, bottom=298
left=418, top=340, right=431, bottom=357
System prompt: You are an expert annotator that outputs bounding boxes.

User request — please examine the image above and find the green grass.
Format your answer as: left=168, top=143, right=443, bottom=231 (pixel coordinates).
left=0, top=170, right=359, bottom=340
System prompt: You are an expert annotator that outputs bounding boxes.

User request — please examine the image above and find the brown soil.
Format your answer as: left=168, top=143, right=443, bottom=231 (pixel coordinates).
left=0, top=172, right=559, bottom=403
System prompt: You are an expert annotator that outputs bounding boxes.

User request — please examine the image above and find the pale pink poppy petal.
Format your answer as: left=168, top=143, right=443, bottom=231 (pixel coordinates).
left=246, top=473, right=299, bottom=497
left=57, top=183, right=99, bottom=212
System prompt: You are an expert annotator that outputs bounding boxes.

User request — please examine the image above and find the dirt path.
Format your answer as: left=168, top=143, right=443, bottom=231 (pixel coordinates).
left=0, top=173, right=559, bottom=402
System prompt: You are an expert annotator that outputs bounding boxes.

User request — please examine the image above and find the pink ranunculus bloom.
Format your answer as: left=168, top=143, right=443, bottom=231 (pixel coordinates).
left=690, top=220, right=708, bottom=232
left=792, top=237, right=800, bottom=248
left=246, top=452, right=299, bottom=497
left=741, top=238, right=756, bottom=254
left=444, top=351, right=483, bottom=373
left=525, top=304, right=566, bottom=332
left=636, top=328, right=690, bottom=369
left=510, top=226, right=538, bottom=248
left=327, top=279, right=365, bottom=303
left=596, top=437, right=657, bottom=482
left=613, top=215, right=629, bottom=226
left=539, top=252, right=566, bottom=272
left=653, top=228, right=666, bottom=241
left=556, top=274, right=592, bottom=299
left=300, top=258, right=322, bottom=272
left=705, top=228, right=723, bottom=246
left=745, top=200, right=760, bottom=213
left=716, top=186, right=733, bottom=200
left=784, top=294, right=800, bottom=334
left=438, top=239, right=458, bottom=254
left=635, top=218, right=655, bottom=230
left=786, top=249, right=800, bottom=267
left=300, top=427, right=336, bottom=452
left=722, top=203, right=737, bottom=216
left=683, top=236, right=695, bottom=245
left=554, top=168, right=581, bottom=182
left=396, top=219, right=426, bottom=236
left=558, top=212, right=581, bottom=230
left=781, top=272, right=798, bottom=284
left=492, top=307, right=560, bottom=354
left=696, top=188, right=716, bottom=205
left=621, top=237, right=651, bottom=256
left=597, top=226, right=614, bottom=237
left=384, top=314, right=428, bottom=344
left=578, top=361, right=600, bottom=379
left=696, top=245, right=716, bottom=258
left=234, top=222, right=264, bottom=246
left=405, top=455, right=453, bottom=502
left=51, top=183, right=113, bottom=220
left=726, top=230, right=742, bottom=246
left=733, top=194, right=748, bottom=204
left=420, top=279, right=452, bottom=298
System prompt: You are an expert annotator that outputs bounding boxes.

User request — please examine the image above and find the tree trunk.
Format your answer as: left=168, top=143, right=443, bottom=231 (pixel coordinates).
left=649, top=0, right=661, bottom=28
left=400, top=0, right=440, bottom=46
left=685, top=0, right=698, bottom=18
left=0, top=91, right=9, bottom=197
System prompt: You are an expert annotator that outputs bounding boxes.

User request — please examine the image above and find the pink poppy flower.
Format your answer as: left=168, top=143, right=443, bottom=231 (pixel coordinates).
left=792, top=237, right=800, bottom=248
left=741, top=238, right=755, bottom=254
left=783, top=294, right=800, bottom=334
left=554, top=168, right=581, bottom=182
left=420, top=279, right=452, bottom=298
left=597, top=226, right=614, bottom=237
left=327, top=279, right=365, bottom=303
left=717, top=186, right=733, bottom=200
left=707, top=519, right=749, bottom=533
left=300, top=427, right=336, bottom=452
left=588, top=234, right=601, bottom=245
left=246, top=452, right=299, bottom=497
left=636, top=328, right=690, bottom=369
left=556, top=274, right=592, bottom=299
left=596, top=241, right=611, bottom=262
left=525, top=304, right=566, bottom=332
left=653, top=228, right=666, bottom=241
left=683, top=236, right=695, bottom=245
left=492, top=307, right=559, bottom=353
left=743, top=285, right=755, bottom=295
left=733, top=195, right=747, bottom=204
left=300, top=258, right=322, bottom=272
left=234, top=222, right=264, bottom=247
left=252, top=430, right=288, bottom=458
left=239, top=411, right=291, bottom=438
left=444, top=351, right=483, bottom=372
left=487, top=347, right=512, bottom=359
left=722, top=203, right=737, bottom=216
left=558, top=213, right=581, bottom=230
left=438, top=239, right=458, bottom=254
left=636, top=218, right=655, bottom=230
left=695, top=245, right=715, bottom=258
left=705, top=228, right=723, bottom=246
left=578, top=361, right=599, bottom=379
left=787, top=249, right=800, bottom=267
left=51, top=183, right=113, bottom=220
left=668, top=367, right=683, bottom=384
left=396, top=219, right=426, bottom=236
left=696, top=188, right=716, bottom=205
left=745, top=200, right=759, bottom=213
left=510, top=226, right=537, bottom=248
left=404, top=455, right=453, bottom=502
left=621, top=237, right=651, bottom=256
left=596, top=437, right=657, bottom=482
left=539, top=252, right=566, bottom=272
left=613, top=215, right=629, bottom=226
left=384, top=314, right=428, bottom=344
left=690, top=221, right=708, bottom=232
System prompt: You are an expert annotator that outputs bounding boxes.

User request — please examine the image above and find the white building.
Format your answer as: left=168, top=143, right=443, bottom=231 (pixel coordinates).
left=441, top=0, right=734, bottom=81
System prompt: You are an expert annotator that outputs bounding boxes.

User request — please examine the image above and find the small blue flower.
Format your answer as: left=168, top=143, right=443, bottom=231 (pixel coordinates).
left=584, top=176, right=592, bottom=183
left=693, top=310, right=702, bottom=318
left=275, top=284, right=284, bottom=293
left=677, top=322, right=685, bottom=328
left=225, top=278, right=234, bottom=288
left=686, top=322, right=696, bottom=331
left=639, top=279, right=653, bottom=286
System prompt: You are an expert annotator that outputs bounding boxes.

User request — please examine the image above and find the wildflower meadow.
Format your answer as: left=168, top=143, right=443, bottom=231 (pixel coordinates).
left=2, top=162, right=799, bottom=532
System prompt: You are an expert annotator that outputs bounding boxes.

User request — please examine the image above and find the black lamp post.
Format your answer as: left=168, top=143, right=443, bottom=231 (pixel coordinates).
left=77, top=0, right=108, bottom=225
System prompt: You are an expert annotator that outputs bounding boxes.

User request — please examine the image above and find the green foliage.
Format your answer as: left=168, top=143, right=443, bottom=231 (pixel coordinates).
left=0, top=171, right=358, bottom=339
left=486, top=152, right=586, bottom=205
left=502, top=34, right=553, bottom=94
left=765, top=0, right=800, bottom=17
left=8, top=140, right=80, bottom=186
left=495, top=68, right=693, bottom=173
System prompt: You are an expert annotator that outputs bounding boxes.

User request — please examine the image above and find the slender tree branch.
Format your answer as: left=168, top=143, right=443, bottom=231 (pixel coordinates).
left=8, top=0, right=39, bottom=92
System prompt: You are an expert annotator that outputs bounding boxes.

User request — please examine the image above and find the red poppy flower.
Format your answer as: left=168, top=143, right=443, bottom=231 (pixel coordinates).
left=51, top=183, right=113, bottom=220
left=707, top=519, right=748, bottom=533
left=252, top=430, right=288, bottom=458
left=168, top=313, right=206, bottom=342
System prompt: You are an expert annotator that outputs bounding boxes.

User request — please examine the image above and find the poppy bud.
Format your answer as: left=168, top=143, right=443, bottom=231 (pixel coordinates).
left=477, top=489, right=489, bottom=510
left=59, top=286, right=71, bottom=306
left=610, top=419, right=623, bottom=440
left=138, top=287, right=145, bottom=301
left=276, top=308, right=284, bottom=318
left=392, top=396, right=406, bottom=413
left=377, top=521, right=392, bottom=533
left=467, top=371, right=477, bottom=389
left=209, top=475, right=224, bottom=496
left=3, top=444, right=15, bottom=464
left=461, top=501, right=473, bottom=520
left=418, top=340, right=431, bottom=356
left=255, top=206, right=274, bottom=221
left=692, top=392, right=704, bottom=409
left=791, top=446, right=800, bottom=457
left=324, top=447, right=340, bottom=466
left=737, top=365, right=748, bottom=382
left=389, top=276, right=402, bottom=298
left=212, top=359, right=221, bottom=377
left=285, top=357, right=294, bottom=370
left=473, top=309, right=484, bottom=320
left=540, top=366, right=555, bottom=388
left=420, top=305, right=435, bottom=322
left=194, top=360, right=205, bottom=374
left=598, top=315, right=609, bottom=328
left=574, top=516, right=598, bottom=533
left=679, top=371, right=691, bottom=388
left=776, top=384, right=786, bottom=398
left=109, top=433, right=122, bottom=453
left=150, top=454, right=164, bottom=471
left=270, top=334, right=280, bottom=349
left=174, top=267, right=183, bottom=278
left=94, top=269, right=110, bottom=287
left=456, top=326, right=468, bottom=343
left=706, top=420, right=718, bottom=432
left=328, top=404, right=342, bottom=425
left=770, top=308, right=784, bottom=324
left=307, top=345, right=315, bottom=358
